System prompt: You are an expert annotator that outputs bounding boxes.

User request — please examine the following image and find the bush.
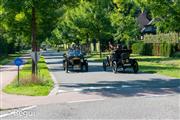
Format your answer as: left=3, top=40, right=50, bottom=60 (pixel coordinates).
left=132, top=41, right=144, bottom=55
left=132, top=41, right=174, bottom=57
left=142, top=32, right=178, bottom=57
left=132, top=41, right=152, bottom=55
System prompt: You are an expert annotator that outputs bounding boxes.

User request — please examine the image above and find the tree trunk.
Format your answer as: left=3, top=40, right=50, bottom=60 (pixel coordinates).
left=97, top=31, right=102, bottom=58
left=31, top=6, right=37, bottom=75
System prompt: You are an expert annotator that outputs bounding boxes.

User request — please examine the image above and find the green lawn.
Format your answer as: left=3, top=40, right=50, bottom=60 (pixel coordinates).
left=3, top=57, right=54, bottom=96
left=88, top=52, right=180, bottom=78
left=132, top=55, right=180, bottom=78
left=87, top=52, right=109, bottom=61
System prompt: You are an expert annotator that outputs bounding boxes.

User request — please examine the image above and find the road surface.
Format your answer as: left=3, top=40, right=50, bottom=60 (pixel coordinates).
left=1, top=50, right=180, bottom=119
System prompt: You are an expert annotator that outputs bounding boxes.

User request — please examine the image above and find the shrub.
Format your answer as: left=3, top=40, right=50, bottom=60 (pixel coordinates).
left=140, top=32, right=178, bottom=57
left=132, top=41, right=152, bottom=55
left=132, top=41, right=144, bottom=54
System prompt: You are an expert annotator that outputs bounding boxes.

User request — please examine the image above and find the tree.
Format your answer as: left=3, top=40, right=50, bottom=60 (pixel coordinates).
left=111, top=0, right=140, bottom=44
left=1, top=0, right=80, bottom=75
left=53, top=0, right=113, bottom=57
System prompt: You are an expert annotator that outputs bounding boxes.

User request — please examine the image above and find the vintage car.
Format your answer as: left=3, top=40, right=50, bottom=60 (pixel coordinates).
left=63, top=50, right=88, bottom=73
left=103, top=49, right=138, bottom=73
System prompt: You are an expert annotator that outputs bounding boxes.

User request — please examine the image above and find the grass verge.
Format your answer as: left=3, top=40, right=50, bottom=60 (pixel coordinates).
left=132, top=55, right=180, bottom=78
left=87, top=52, right=109, bottom=62
left=3, top=57, right=54, bottom=96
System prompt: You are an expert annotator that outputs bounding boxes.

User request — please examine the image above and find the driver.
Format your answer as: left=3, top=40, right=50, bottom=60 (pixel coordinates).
left=113, top=44, right=123, bottom=60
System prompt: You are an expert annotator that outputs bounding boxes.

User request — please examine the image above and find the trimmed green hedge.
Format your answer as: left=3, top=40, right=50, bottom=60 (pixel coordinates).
left=132, top=41, right=175, bottom=57
left=132, top=33, right=178, bottom=57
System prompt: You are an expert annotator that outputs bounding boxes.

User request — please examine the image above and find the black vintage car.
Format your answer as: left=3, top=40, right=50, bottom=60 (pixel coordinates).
left=103, top=49, right=138, bottom=73
left=63, top=50, right=88, bottom=73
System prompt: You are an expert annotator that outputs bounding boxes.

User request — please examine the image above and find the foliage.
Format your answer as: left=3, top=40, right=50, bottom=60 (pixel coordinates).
left=0, top=0, right=179, bottom=55
left=132, top=41, right=145, bottom=55
left=143, top=32, right=179, bottom=44
left=132, top=41, right=176, bottom=57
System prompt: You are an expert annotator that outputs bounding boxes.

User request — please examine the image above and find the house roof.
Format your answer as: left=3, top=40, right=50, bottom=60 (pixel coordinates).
left=137, top=12, right=150, bottom=29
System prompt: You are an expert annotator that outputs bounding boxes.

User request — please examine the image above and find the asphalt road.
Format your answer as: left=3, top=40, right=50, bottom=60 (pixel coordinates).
left=44, top=50, right=180, bottom=97
left=1, top=95, right=179, bottom=119
left=1, top=50, right=180, bottom=119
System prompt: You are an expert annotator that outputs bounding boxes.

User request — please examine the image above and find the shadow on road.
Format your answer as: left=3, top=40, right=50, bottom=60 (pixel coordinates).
left=46, top=61, right=63, bottom=65
left=44, top=56, right=64, bottom=59
left=61, top=78, right=180, bottom=97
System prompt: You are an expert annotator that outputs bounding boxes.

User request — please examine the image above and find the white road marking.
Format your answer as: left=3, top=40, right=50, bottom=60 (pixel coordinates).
left=89, top=87, right=96, bottom=90
left=0, top=105, right=37, bottom=118
left=121, top=85, right=131, bottom=88
left=105, top=86, right=115, bottom=89
left=58, top=90, right=67, bottom=93
left=58, top=86, right=117, bottom=93
left=21, top=105, right=37, bottom=111
left=67, top=99, right=105, bottom=104
left=73, top=88, right=83, bottom=92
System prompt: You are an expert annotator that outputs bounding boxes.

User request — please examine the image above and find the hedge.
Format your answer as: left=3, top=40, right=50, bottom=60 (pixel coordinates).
left=132, top=32, right=179, bottom=57
left=132, top=41, right=175, bottom=57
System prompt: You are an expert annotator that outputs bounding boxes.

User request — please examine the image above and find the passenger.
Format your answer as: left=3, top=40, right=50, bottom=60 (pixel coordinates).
left=68, top=48, right=75, bottom=57
left=74, top=47, right=81, bottom=56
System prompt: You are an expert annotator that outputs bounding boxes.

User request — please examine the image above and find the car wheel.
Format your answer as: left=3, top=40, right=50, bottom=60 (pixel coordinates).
left=112, top=61, right=117, bottom=73
left=85, top=62, right=88, bottom=72
left=65, top=61, right=68, bottom=73
left=63, top=60, right=65, bottom=71
left=103, top=60, right=107, bottom=71
left=133, top=61, right=138, bottom=73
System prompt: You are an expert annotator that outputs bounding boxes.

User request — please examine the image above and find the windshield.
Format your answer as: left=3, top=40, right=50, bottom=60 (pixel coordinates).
left=68, top=49, right=81, bottom=56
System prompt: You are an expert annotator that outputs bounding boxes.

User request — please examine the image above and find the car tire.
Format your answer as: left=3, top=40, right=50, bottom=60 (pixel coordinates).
left=103, top=60, right=107, bottom=71
left=65, top=61, right=69, bottom=73
left=133, top=61, right=138, bottom=73
left=85, top=62, right=88, bottom=72
left=112, top=61, right=117, bottom=73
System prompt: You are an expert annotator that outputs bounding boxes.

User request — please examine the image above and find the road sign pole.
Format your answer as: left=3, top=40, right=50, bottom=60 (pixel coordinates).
left=14, top=58, right=23, bottom=86
left=17, top=66, right=20, bottom=86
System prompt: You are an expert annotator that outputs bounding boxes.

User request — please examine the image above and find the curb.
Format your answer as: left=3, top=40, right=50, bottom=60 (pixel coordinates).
left=48, top=70, right=59, bottom=96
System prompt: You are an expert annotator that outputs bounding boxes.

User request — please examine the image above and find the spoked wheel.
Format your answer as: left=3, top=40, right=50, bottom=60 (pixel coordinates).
left=80, top=64, right=83, bottom=71
left=122, top=66, right=126, bottom=73
left=85, top=62, right=88, bottom=72
left=65, top=61, right=69, bottom=73
left=112, top=61, right=117, bottom=73
left=103, top=60, right=107, bottom=71
left=133, top=61, right=139, bottom=73
left=63, top=60, right=65, bottom=71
